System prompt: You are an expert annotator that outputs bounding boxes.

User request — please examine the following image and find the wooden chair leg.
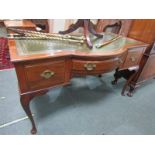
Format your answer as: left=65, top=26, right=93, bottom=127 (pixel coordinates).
left=59, top=19, right=82, bottom=34
left=84, top=20, right=93, bottom=48
left=88, top=21, right=103, bottom=38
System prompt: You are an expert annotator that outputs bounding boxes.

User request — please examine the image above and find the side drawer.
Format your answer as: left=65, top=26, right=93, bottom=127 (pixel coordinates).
left=120, top=47, right=145, bottom=69
left=25, top=60, right=66, bottom=90
left=72, top=58, right=121, bottom=75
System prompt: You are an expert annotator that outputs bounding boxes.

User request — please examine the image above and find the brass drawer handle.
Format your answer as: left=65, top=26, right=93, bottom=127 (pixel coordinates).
left=84, top=63, right=96, bottom=71
left=40, top=70, right=55, bottom=79
left=130, top=56, right=136, bottom=62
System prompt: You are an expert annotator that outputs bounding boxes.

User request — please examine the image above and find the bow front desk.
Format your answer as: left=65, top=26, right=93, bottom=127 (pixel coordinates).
left=8, top=33, right=148, bottom=134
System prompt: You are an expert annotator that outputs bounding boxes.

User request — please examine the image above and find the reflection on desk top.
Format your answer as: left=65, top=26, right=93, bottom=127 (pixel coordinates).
left=9, top=33, right=148, bottom=62
left=15, top=33, right=145, bottom=56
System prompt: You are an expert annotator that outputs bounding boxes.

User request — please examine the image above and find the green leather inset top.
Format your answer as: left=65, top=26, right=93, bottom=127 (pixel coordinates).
left=15, top=33, right=144, bottom=56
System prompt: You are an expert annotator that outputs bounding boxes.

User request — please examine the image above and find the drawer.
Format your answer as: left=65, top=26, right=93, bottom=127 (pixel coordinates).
left=120, top=48, right=145, bottom=69
left=25, top=60, right=66, bottom=90
left=72, top=58, right=121, bottom=75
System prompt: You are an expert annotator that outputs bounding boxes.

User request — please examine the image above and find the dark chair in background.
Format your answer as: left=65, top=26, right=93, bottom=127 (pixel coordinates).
left=96, top=19, right=132, bottom=36
left=30, top=19, right=49, bottom=33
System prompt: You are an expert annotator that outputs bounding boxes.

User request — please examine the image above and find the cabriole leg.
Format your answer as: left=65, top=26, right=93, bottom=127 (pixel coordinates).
left=20, top=94, right=37, bottom=134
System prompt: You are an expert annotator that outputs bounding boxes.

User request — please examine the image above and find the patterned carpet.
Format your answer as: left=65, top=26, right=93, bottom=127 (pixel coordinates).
left=0, top=24, right=14, bottom=70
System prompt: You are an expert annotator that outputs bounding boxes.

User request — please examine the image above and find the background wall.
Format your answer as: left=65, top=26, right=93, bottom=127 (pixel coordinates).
left=48, top=19, right=76, bottom=33
left=48, top=19, right=98, bottom=33
left=48, top=19, right=155, bottom=44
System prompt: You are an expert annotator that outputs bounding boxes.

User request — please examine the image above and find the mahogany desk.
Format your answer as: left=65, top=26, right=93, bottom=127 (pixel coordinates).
left=8, top=33, right=148, bottom=134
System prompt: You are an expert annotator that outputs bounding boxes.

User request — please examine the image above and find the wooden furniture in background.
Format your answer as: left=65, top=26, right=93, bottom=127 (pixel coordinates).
left=30, top=19, right=49, bottom=33
left=96, top=19, right=132, bottom=36
left=125, top=42, right=155, bottom=96
left=8, top=33, right=147, bottom=134
left=112, top=19, right=155, bottom=96
left=4, top=20, right=36, bottom=34
left=128, top=19, right=155, bottom=44
left=125, top=20, right=155, bottom=96
left=59, top=19, right=103, bottom=48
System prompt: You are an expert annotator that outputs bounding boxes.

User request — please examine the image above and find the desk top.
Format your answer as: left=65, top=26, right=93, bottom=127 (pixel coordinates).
left=8, top=33, right=148, bottom=62
left=4, top=20, right=36, bottom=28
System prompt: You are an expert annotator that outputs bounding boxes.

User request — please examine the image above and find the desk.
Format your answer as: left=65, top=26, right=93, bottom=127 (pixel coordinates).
left=4, top=20, right=36, bottom=34
left=8, top=33, right=148, bottom=134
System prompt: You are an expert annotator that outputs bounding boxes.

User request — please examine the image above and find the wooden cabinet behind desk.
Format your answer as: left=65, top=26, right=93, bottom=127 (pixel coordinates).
left=128, top=19, right=155, bottom=44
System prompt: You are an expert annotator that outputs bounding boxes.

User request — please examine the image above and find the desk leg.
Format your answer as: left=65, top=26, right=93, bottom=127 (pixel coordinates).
left=20, top=94, right=37, bottom=134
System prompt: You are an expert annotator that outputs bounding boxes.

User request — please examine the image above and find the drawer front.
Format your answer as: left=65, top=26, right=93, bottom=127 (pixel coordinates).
left=25, top=60, right=66, bottom=90
left=120, top=49, right=144, bottom=69
left=72, top=58, right=121, bottom=74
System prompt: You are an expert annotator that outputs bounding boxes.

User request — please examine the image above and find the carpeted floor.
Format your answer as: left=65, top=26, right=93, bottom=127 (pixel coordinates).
left=0, top=69, right=155, bottom=135
left=0, top=24, right=14, bottom=70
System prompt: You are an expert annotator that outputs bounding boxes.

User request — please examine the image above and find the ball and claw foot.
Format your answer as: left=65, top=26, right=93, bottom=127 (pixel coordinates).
left=31, top=128, right=37, bottom=134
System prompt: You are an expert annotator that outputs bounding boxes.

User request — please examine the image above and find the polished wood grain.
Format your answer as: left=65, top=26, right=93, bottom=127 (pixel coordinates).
left=110, top=19, right=155, bottom=96
left=4, top=20, right=36, bottom=35
left=137, top=54, right=155, bottom=82
left=125, top=43, right=155, bottom=96
left=72, top=58, right=122, bottom=76
left=120, top=46, right=146, bottom=70
left=4, top=20, right=36, bottom=29
left=25, top=60, right=66, bottom=90
left=128, top=19, right=155, bottom=44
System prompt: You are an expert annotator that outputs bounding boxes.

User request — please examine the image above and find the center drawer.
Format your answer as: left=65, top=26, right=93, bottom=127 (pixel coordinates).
left=72, top=58, right=121, bottom=75
left=25, top=60, right=66, bottom=90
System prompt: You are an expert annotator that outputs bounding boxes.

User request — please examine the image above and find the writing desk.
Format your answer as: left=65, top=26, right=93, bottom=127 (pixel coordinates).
left=8, top=33, right=148, bottom=134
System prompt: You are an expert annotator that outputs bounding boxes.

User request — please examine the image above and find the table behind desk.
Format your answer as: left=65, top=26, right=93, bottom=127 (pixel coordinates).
left=4, top=20, right=36, bottom=34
